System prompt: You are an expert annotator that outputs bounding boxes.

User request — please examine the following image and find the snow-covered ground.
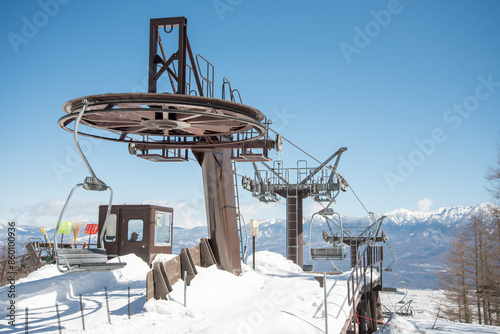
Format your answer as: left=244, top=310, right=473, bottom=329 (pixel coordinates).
left=378, top=289, right=500, bottom=334
left=1, top=251, right=357, bottom=333
left=1, top=251, right=498, bottom=333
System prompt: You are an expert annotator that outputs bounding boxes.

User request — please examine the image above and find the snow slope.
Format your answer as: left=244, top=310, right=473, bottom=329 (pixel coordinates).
left=378, top=289, right=500, bottom=334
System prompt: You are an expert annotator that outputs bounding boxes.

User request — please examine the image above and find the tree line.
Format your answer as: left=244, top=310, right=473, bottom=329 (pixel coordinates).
left=437, top=146, right=500, bottom=325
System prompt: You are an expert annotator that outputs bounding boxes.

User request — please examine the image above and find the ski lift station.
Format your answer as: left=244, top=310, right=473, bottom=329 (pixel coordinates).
left=1, top=17, right=392, bottom=334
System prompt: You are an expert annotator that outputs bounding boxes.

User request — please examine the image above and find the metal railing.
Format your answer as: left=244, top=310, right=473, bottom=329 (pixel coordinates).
left=346, top=245, right=383, bottom=333
left=347, top=245, right=383, bottom=306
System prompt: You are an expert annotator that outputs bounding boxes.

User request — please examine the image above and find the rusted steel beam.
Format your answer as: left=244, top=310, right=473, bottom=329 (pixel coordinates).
left=134, top=139, right=274, bottom=151
left=149, top=17, right=188, bottom=94
left=193, top=149, right=242, bottom=275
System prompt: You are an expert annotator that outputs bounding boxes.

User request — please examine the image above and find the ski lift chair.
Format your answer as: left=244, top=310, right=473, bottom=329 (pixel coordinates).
left=310, top=246, right=347, bottom=260
left=53, top=182, right=126, bottom=273
left=308, top=208, right=347, bottom=271
left=53, top=98, right=126, bottom=273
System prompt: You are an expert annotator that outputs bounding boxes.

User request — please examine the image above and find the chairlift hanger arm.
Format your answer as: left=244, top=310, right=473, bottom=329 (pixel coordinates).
left=327, top=157, right=346, bottom=185
left=384, top=246, right=396, bottom=271
left=373, top=215, right=386, bottom=240
left=299, top=147, right=347, bottom=185
left=252, top=162, right=263, bottom=184
left=327, top=150, right=347, bottom=184
left=360, top=215, right=382, bottom=237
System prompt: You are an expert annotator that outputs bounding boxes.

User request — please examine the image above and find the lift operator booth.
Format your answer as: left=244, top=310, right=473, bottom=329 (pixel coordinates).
left=98, top=204, right=173, bottom=265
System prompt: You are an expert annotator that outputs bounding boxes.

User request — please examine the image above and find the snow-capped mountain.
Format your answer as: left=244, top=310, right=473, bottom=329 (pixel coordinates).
left=383, top=202, right=497, bottom=227
left=383, top=206, right=474, bottom=226
left=361, top=203, right=498, bottom=289
left=244, top=203, right=499, bottom=289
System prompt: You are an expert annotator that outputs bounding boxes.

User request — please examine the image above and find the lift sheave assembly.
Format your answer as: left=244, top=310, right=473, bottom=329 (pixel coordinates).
left=56, top=17, right=275, bottom=275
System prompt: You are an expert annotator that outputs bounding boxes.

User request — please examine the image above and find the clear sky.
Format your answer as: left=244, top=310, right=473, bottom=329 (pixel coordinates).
left=1, top=0, right=499, bottom=229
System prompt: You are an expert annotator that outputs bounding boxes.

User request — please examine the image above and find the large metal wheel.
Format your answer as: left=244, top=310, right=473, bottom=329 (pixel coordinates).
left=58, top=93, right=268, bottom=149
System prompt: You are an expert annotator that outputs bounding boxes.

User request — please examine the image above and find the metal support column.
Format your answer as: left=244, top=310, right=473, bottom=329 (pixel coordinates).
left=193, top=149, right=242, bottom=275
left=285, top=193, right=303, bottom=267
left=350, top=243, right=359, bottom=269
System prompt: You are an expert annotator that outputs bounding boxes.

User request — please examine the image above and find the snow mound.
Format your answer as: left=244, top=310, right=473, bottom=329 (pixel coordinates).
left=0, top=253, right=150, bottom=312
left=144, top=299, right=191, bottom=317
left=151, top=253, right=178, bottom=265
left=111, top=253, right=151, bottom=282
left=375, top=314, right=421, bottom=333
left=246, top=251, right=303, bottom=274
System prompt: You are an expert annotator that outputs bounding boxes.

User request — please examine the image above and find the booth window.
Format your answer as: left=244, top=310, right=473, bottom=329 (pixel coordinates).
left=127, top=219, right=143, bottom=242
left=154, top=212, right=172, bottom=246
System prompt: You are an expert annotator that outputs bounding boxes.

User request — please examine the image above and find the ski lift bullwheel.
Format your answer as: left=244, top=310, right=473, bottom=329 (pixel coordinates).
left=58, top=93, right=268, bottom=149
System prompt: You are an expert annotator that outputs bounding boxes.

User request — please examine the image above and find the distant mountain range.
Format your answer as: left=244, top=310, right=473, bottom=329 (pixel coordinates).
left=373, top=203, right=497, bottom=289
left=1, top=203, right=498, bottom=289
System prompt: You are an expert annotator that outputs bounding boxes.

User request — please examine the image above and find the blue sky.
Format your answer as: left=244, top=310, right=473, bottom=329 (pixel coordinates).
left=1, top=0, right=499, bottom=229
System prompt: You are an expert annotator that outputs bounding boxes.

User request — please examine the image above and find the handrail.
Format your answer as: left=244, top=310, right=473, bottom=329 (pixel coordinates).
left=222, top=77, right=243, bottom=103
left=347, top=245, right=383, bottom=306
left=195, top=54, right=214, bottom=98
left=345, top=245, right=383, bottom=334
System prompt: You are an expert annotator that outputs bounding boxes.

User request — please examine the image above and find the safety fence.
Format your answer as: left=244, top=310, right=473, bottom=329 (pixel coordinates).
left=0, top=246, right=54, bottom=287
left=146, top=237, right=217, bottom=300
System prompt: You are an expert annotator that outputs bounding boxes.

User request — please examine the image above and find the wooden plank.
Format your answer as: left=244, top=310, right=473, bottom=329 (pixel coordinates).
left=189, top=244, right=201, bottom=267
left=146, top=240, right=221, bottom=299
left=180, top=248, right=197, bottom=286
left=164, top=255, right=181, bottom=285
left=25, top=244, right=43, bottom=270
left=185, top=248, right=198, bottom=275
left=0, top=260, right=8, bottom=281
left=146, top=270, right=154, bottom=301
left=200, top=238, right=217, bottom=267
left=159, top=262, right=173, bottom=293
left=153, top=262, right=169, bottom=300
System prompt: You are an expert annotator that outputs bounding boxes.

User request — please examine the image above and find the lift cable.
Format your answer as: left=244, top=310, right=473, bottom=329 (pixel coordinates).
left=269, top=127, right=377, bottom=224
left=269, top=128, right=324, bottom=166
left=347, top=183, right=378, bottom=224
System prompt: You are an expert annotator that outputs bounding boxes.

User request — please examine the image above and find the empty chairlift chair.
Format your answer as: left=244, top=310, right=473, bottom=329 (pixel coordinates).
left=53, top=98, right=126, bottom=273
left=53, top=193, right=126, bottom=273
left=310, top=246, right=346, bottom=260
left=308, top=208, right=347, bottom=270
